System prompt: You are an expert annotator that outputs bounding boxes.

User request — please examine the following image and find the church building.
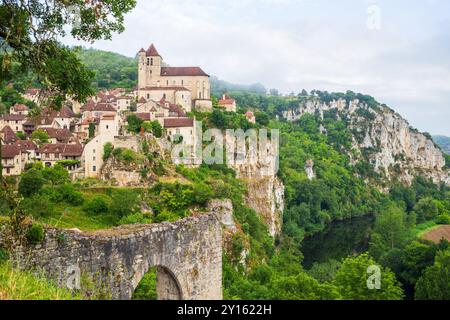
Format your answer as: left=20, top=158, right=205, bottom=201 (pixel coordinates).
left=137, top=44, right=212, bottom=112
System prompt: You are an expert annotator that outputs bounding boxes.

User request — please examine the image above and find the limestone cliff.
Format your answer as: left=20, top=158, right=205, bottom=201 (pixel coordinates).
left=282, top=98, right=449, bottom=186
left=226, top=135, right=285, bottom=238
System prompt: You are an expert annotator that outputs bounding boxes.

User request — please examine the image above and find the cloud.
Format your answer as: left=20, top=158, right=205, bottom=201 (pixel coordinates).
left=62, top=0, right=450, bottom=135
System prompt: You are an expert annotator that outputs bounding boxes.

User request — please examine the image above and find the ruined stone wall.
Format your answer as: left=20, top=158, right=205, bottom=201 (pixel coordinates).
left=3, top=213, right=223, bottom=300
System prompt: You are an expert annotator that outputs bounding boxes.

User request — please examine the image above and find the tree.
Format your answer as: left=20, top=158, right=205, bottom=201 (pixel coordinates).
left=413, top=197, right=442, bottom=222
left=369, top=204, right=409, bottom=260
left=30, top=129, right=49, bottom=145
left=18, top=169, right=45, bottom=197
left=0, top=0, right=137, bottom=107
left=88, top=122, right=96, bottom=139
left=151, top=120, right=163, bottom=138
left=333, top=253, right=404, bottom=300
left=126, top=114, right=143, bottom=133
left=415, top=249, right=450, bottom=300
left=255, top=111, right=269, bottom=126
left=103, top=142, right=114, bottom=161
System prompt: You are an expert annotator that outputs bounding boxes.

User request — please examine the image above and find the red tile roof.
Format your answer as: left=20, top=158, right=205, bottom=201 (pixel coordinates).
left=15, top=140, right=37, bottom=152
left=82, top=103, right=117, bottom=112
left=13, top=104, right=29, bottom=112
left=219, top=98, right=235, bottom=105
left=161, top=67, right=209, bottom=77
left=146, top=44, right=161, bottom=57
left=1, top=114, right=27, bottom=121
left=164, top=118, right=194, bottom=128
left=42, top=128, right=73, bottom=141
left=136, top=113, right=152, bottom=121
left=38, top=143, right=83, bottom=157
left=1, top=144, right=21, bottom=158
left=0, top=126, right=19, bottom=144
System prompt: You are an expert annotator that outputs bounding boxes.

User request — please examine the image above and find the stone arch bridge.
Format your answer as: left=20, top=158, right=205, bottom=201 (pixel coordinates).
left=4, top=210, right=225, bottom=300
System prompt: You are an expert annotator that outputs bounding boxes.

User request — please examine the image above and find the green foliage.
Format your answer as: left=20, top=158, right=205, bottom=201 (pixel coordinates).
left=109, top=189, right=139, bottom=219
left=88, top=122, right=95, bottom=138
left=333, top=253, right=404, bottom=300
left=132, top=267, right=157, bottom=300
left=78, top=48, right=138, bottom=90
left=0, top=0, right=136, bottom=105
left=0, top=262, right=80, bottom=300
left=415, top=249, right=450, bottom=300
left=21, top=193, right=57, bottom=218
left=307, top=260, right=342, bottom=283
left=25, top=224, right=45, bottom=245
left=30, top=129, right=49, bottom=145
left=413, top=197, right=445, bottom=223
left=103, top=142, right=114, bottom=161
left=126, top=114, right=143, bottom=133
left=112, top=147, right=143, bottom=165
left=83, top=196, right=110, bottom=215
left=18, top=169, right=45, bottom=197
left=369, top=204, right=409, bottom=261
left=0, top=248, right=8, bottom=264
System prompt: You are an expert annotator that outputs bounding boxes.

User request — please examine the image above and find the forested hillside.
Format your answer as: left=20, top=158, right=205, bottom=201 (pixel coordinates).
left=434, top=135, right=450, bottom=154
left=77, top=48, right=138, bottom=90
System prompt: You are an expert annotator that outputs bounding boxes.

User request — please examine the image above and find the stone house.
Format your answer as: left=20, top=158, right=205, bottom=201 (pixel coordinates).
left=10, top=104, right=30, bottom=116
left=81, top=103, right=117, bottom=121
left=83, top=114, right=119, bottom=178
left=0, top=114, right=27, bottom=132
left=218, top=94, right=237, bottom=112
left=42, top=128, right=75, bottom=144
left=137, top=44, right=212, bottom=112
left=245, top=111, right=256, bottom=124
left=15, top=140, right=39, bottom=161
left=1, top=144, right=23, bottom=176
left=39, top=143, right=83, bottom=170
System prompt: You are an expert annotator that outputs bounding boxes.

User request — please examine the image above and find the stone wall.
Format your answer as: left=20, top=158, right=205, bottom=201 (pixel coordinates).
left=3, top=213, right=223, bottom=300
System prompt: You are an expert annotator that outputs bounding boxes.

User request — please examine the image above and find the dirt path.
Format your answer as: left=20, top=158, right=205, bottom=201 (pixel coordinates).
left=421, top=225, right=450, bottom=243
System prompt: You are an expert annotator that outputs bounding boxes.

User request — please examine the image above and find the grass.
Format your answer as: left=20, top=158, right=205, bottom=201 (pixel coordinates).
left=410, top=220, right=439, bottom=238
left=0, top=262, right=80, bottom=300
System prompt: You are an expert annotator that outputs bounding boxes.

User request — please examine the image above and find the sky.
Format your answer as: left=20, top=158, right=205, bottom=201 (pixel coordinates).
left=63, top=0, right=450, bottom=135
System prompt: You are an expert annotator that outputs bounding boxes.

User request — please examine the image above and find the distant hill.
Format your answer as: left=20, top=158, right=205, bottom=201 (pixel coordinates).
left=210, top=76, right=266, bottom=95
left=433, top=135, right=450, bottom=154
left=77, top=48, right=138, bottom=90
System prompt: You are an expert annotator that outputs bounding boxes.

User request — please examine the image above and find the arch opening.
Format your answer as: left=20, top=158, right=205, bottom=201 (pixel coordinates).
left=132, top=266, right=182, bottom=300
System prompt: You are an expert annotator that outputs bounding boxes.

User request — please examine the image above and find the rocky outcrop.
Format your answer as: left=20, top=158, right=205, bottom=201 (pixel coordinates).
left=282, top=98, right=449, bottom=185
left=226, top=134, right=285, bottom=238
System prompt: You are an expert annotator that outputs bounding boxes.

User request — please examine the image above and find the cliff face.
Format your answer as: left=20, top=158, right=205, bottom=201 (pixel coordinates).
left=226, top=135, right=285, bottom=238
left=283, top=98, right=449, bottom=186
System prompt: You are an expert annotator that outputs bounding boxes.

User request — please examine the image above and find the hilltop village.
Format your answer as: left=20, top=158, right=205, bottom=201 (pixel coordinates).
left=0, top=44, right=249, bottom=178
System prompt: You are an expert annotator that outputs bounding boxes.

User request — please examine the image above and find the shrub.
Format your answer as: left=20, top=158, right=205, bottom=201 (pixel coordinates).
left=21, top=194, right=57, bottom=218
left=18, top=169, right=45, bottom=197
left=83, top=196, right=109, bottom=215
left=110, top=189, right=139, bottom=219
left=103, top=142, right=114, bottom=161
left=0, top=247, right=8, bottom=264
left=118, top=212, right=152, bottom=225
left=436, top=214, right=450, bottom=225
left=26, top=224, right=45, bottom=245
left=56, top=184, right=84, bottom=206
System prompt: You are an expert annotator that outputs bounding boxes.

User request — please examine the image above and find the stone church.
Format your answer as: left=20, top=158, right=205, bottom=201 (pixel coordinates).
left=137, top=44, right=212, bottom=112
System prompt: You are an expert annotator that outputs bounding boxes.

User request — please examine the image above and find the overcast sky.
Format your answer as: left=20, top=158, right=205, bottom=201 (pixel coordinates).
left=63, top=0, right=450, bottom=135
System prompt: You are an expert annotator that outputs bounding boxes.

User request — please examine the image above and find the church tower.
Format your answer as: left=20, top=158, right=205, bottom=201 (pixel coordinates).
left=138, top=44, right=163, bottom=88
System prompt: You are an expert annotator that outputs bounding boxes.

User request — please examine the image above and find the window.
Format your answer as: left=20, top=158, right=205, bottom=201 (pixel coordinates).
left=150, top=58, right=153, bottom=66
left=93, top=165, right=96, bottom=172
left=181, top=80, right=184, bottom=86
left=163, top=94, right=166, bottom=99
left=166, top=80, right=169, bottom=86
left=106, top=125, right=109, bottom=129
left=146, top=58, right=150, bottom=66
left=93, top=156, right=96, bottom=161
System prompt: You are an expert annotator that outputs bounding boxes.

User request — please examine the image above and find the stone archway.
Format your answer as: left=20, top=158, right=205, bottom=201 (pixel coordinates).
left=156, top=266, right=182, bottom=300
left=2, top=211, right=225, bottom=300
